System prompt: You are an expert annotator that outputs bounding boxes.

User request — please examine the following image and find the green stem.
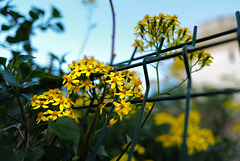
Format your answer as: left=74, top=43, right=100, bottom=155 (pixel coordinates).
left=16, top=95, right=29, bottom=149
left=161, top=77, right=187, bottom=95
left=81, top=110, right=99, bottom=161
left=156, top=61, right=161, bottom=96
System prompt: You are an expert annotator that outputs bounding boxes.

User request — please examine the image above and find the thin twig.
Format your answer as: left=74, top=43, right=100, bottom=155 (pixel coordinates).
left=109, top=0, right=116, bottom=63
left=78, top=7, right=95, bottom=59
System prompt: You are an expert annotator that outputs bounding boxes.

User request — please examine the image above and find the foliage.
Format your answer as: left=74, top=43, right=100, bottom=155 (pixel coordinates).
left=0, top=0, right=239, bottom=161
left=0, top=1, right=64, bottom=55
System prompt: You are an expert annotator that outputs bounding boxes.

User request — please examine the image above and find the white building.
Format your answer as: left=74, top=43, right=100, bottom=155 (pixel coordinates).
left=192, top=16, right=240, bottom=89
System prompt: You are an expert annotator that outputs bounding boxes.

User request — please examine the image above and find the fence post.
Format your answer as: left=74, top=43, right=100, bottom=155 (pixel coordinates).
left=235, top=11, right=240, bottom=52
left=179, top=26, right=197, bottom=161
left=127, top=56, right=151, bottom=161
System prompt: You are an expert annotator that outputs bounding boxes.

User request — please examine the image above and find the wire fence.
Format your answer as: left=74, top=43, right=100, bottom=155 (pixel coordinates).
left=71, top=11, right=240, bottom=161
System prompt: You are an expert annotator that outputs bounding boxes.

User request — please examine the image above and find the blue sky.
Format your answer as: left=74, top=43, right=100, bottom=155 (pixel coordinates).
left=1, top=0, right=240, bottom=66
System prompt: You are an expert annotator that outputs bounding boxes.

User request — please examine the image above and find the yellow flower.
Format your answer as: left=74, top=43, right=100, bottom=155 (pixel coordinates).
left=113, top=100, right=131, bottom=121
left=52, top=96, right=69, bottom=111
left=145, top=102, right=153, bottom=111
left=63, top=108, right=75, bottom=119
left=134, top=144, right=146, bottom=155
left=45, top=94, right=57, bottom=104
left=79, top=80, right=95, bottom=91
left=44, top=110, right=64, bottom=121
left=106, top=75, right=123, bottom=89
left=154, top=110, right=215, bottom=155
left=33, top=100, right=49, bottom=109
left=63, top=77, right=79, bottom=91
left=36, top=112, right=48, bottom=124
left=81, top=65, right=95, bottom=77
left=108, top=118, right=117, bottom=127
left=43, top=88, right=59, bottom=95
left=154, top=113, right=176, bottom=125
left=66, top=96, right=75, bottom=107
left=233, top=123, right=240, bottom=132
left=95, top=62, right=109, bottom=74
left=30, top=95, right=39, bottom=107
left=98, top=103, right=108, bottom=115
left=114, top=86, right=133, bottom=99
left=128, top=77, right=143, bottom=93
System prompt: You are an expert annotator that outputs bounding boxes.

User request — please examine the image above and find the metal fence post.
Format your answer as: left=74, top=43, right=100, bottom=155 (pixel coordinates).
left=127, top=56, right=151, bottom=161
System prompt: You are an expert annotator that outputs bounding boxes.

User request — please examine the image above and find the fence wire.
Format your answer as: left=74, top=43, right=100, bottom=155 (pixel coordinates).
left=71, top=11, right=240, bottom=161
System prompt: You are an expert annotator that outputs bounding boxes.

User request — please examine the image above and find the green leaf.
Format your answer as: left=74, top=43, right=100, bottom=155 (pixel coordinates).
left=43, top=145, right=65, bottom=161
left=49, top=52, right=59, bottom=60
left=0, top=57, right=7, bottom=67
left=0, top=123, right=21, bottom=132
left=56, top=22, right=64, bottom=31
left=16, top=72, right=22, bottom=82
left=49, top=117, right=80, bottom=143
left=8, top=60, right=14, bottom=72
left=9, top=10, right=23, bottom=19
left=51, top=6, right=61, bottom=18
left=21, top=146, right=44, bottom=161
left=15, top=54, right=35, bottom=68
left=61, top=52, right=69, bottom=64
left=6, top=36, right=17, bottom=43
left=7, top=107, right=21, bottom=117
left=0, top=69, right=22, bottom=87
left=72, top=156, right=80, bottom=161
left=0, top=138, right=19, bottom=161
left=2, top=24, right=11, bottom=30
left=23, top=81, right=38, bottom=88
left=23, top=43, right=32, bottom=52
left=29, top=10, right=39, bottom=20
left=0, top=106, right=7, bottom=115
left=50, top=22, right=64, bottom=32
left=97, top=144, right=109, bottom=157
left=37, top=8, right=45, bottom=15
left=24, top=70, right=58, bottom=81
left=13, top=21, right=32, bottom=43
left=0, top=91, right=10, bottom=102
left=21, top=93, right=32, bottom=100
left=126, top=134, right=132, bottom=144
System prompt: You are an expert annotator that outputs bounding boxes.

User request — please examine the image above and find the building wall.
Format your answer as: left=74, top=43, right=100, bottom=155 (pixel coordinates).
left=192, top=16, right=240, bottom=89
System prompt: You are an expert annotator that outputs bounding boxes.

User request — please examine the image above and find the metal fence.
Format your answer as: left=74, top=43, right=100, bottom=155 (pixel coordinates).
left=70, top=11, right=240, bottom=161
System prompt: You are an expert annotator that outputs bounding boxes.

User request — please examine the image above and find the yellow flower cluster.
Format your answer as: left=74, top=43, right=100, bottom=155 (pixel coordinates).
left=133, top=14, right=214, bottom=74
left=30, top=56, right=148, bottom=126
left=223, top=100, right=240, bottom=111
left=133, top=14, right=190, bottom=53
left=63, top=56, right=147, bottom=122
left=171, top=50, right=214, bottom=77
left=154, top=110, right=215, bottom=155
left=30, top=88, right=76, bottom=124
left=223, top=100, right=240, bottom=132
left=105, top=70, right=146, bottom=121
left=63, top=56, right=112, bottom=94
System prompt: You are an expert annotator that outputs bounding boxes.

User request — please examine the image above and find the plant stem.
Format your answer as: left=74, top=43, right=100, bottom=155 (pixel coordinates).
left=16, top=95, right=29, bottom=149
left=156, top=61, right=161, bottom=96
left=78, top=8, right=94, bottom=59
left=109, top=0, right=116, bottom=63
left=81, top=110, right=99, bottom=161
left=161, top=77, right=187, bottom=95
